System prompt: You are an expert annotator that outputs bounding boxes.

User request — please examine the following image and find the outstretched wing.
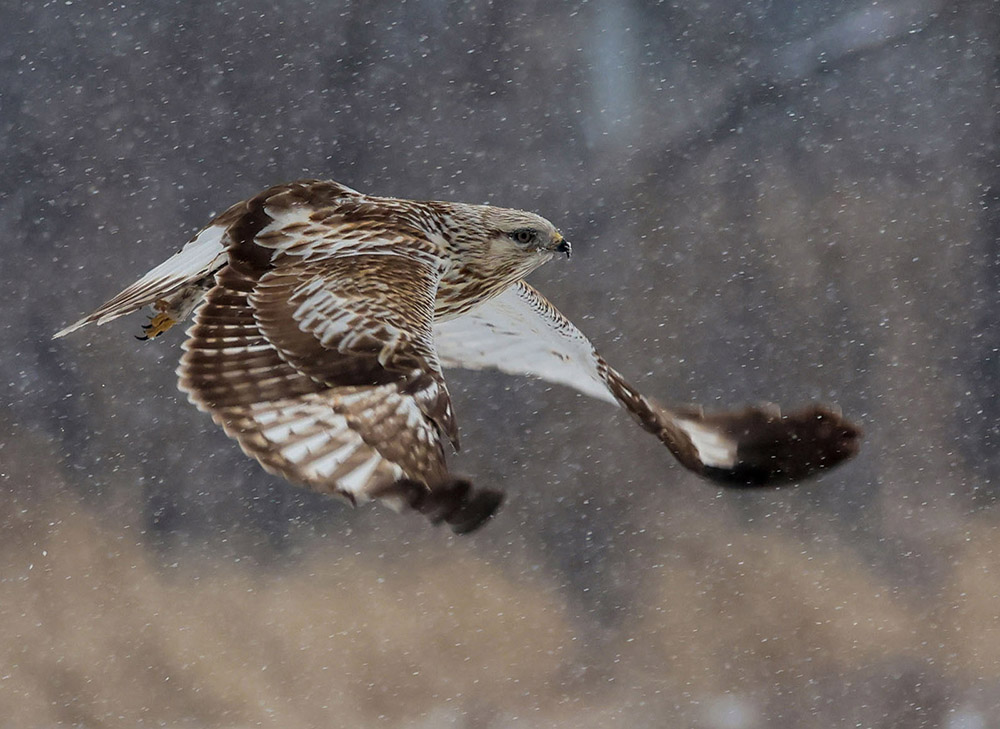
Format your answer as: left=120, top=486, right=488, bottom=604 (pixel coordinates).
left=178, top=197, right=501, bottom=532
left=433, top=281, right=861, bottom=484
left=53, top=217, right=233, bottom=338
left=53, top=179, right=364, bottom=339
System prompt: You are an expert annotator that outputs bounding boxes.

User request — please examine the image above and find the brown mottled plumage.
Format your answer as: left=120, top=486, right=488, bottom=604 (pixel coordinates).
left=55, top=179, right=861, bottom=533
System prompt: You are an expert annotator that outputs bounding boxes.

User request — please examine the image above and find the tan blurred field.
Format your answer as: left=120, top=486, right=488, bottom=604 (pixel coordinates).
left=4, top=426, right=998, bottom=728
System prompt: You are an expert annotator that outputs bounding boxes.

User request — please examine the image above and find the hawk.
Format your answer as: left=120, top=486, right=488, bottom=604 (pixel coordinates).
left=55, top=179, right=860, bottom=533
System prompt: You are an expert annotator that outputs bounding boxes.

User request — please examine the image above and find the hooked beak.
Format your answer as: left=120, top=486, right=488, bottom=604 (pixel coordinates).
left=552, top=235, right=571, bottom=259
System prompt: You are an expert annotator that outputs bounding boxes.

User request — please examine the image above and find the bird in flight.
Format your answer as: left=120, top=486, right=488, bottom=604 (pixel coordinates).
left=55, top=179, right=860, bottom=533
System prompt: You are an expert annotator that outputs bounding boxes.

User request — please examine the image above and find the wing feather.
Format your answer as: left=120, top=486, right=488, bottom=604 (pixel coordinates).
left=177, top=191, right=500, bottom=531
left=55, top=179, right=367, bottom=339
left=435, top=281, right=861, bottom=484
left=54, top=222, right=231, bottom=338
left=434, top=281, right=615, bottom=403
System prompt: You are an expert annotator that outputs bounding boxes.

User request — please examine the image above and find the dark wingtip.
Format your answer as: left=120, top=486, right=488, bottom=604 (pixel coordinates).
left=701, top=404, right=862, bottom=487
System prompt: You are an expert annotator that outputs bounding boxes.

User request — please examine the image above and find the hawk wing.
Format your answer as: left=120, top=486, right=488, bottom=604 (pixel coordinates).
left=53, top=180, right=364, bottom=339
left=178, top=207, right=501, bottom=533
left=53, top=218, right=233, bottom=338
left=433, top=281, right=861, bottom=484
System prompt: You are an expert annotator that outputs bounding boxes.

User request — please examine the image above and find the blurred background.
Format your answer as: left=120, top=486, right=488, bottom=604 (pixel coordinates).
left=3, top=0, right=998, bottom=726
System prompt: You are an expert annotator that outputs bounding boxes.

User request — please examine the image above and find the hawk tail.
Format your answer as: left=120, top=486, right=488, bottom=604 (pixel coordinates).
left=373, top=479, right=504, bottom=534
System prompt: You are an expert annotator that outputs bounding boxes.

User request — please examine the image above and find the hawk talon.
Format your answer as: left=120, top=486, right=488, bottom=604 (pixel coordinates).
left=138, top=311, right=176, bottom=340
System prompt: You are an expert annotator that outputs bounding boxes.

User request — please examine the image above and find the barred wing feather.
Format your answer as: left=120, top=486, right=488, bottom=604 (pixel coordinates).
left=179, top=245, right=500, bottom=533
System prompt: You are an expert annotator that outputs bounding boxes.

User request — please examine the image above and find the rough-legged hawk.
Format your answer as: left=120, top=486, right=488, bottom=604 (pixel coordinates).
left=56, top=180, right=860, bottom=532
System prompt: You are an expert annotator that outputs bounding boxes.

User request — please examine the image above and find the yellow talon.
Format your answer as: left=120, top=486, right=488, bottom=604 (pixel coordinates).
left=137, top=311, right=176, bottom=340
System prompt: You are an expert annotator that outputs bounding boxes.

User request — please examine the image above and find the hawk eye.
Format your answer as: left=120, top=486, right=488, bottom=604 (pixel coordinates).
left=511, top=229, right=535, bottom=245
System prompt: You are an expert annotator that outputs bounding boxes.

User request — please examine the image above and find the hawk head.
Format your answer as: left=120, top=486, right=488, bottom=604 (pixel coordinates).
left=481, top=207, right=571, bottom=261
left=429, top=202, right=571, bottom=302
